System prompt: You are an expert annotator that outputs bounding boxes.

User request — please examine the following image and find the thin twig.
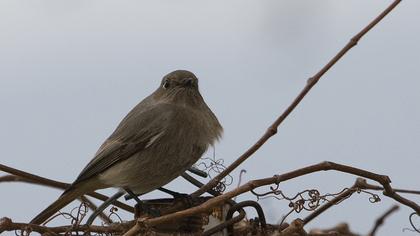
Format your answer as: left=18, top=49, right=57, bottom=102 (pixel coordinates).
left=356, top=178, right=420, bottom=195
left=0, top=217, right=134, bottom=235
left=192, top=0, right=402, bottom=198
left=0, top=174, right=112, bottom=224
left=0, top=164, right=134, bottom=213
left=367, top=205, right=399, bottom=236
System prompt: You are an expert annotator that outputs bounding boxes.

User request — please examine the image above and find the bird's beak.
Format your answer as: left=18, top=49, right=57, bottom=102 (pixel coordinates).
left=182, top=78, right=194, bottom=87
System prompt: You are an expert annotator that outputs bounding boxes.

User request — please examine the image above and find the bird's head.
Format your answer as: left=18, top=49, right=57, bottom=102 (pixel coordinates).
left=154, top=70, right=204, bottom=107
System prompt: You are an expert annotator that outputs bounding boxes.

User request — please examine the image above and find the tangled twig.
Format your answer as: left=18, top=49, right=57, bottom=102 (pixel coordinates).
left=252, top=184, right=381, bottom=226
left=196, top=151, right=234, bottom=193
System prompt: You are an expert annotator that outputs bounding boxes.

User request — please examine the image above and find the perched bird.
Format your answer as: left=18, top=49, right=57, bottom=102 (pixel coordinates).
left=31, top=70, right=223, bottom=224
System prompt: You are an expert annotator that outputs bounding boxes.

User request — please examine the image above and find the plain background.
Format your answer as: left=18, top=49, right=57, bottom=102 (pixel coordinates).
left=1, top=1, right=419, bottom=235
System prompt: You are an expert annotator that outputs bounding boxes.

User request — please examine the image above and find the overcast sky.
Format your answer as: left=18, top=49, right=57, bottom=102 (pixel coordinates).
left=1, top=1, right=419, bottom=235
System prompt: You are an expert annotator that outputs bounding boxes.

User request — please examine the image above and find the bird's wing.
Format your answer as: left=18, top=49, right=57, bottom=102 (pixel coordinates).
left=70, top=103, right=174, bottom=186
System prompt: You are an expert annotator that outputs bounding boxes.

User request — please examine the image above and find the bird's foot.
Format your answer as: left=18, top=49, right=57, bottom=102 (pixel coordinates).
left=137, top=203, right=161, bottom=217
left=174, top=193, right=199, bottom=208
left=124, top=188, right=160, bottom=217
left=158, top=187, right=199, bottom=207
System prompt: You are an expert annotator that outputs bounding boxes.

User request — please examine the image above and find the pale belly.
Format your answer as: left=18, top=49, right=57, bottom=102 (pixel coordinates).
left=97, top=147, right=203, bottom=194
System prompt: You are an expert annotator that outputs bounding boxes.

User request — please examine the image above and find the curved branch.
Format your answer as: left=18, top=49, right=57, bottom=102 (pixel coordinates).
left=122, top=161, right=420, bottom=235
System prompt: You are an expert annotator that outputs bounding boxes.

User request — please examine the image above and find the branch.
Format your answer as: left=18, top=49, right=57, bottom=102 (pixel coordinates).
left=0, top=163, right=134, bottom=213
left=356, top=178, right=420, bottom=195
left=192, top=0, right=402, bottom=198
left=367, top=205, right=399, bottom=236
left=0, top=217, right=133, bottom=235
left=122, top=161, right=420, bottom=236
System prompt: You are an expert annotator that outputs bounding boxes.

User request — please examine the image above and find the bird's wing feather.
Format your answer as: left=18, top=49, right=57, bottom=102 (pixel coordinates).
left=70, top=103, right=175, bottom=186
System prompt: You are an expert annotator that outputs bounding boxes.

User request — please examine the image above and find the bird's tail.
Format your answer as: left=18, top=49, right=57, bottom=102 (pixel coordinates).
left=30, top=185, right=87, bottom=225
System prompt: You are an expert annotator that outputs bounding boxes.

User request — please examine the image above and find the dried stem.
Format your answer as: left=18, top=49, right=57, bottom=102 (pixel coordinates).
left=0, top=164, right=134, bottom=213
left=0, top=217, right=134, bottom=235
left=356, top=178, right=420, bottom=195
left=367, top=205, right=399, bottom=236
left=0, top=174, right=112, bottom=223
left=192, top=0, right=402, bottom=198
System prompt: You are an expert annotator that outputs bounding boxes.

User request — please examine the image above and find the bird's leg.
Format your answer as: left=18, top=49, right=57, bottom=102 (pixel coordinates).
left=157, top=187, right=200, bottom=209
left=157, top=187, right=189, bottom=199
left=124, top=188, right=143, bottom=204
left=187, top=166, right=208, bottom=178
left=124, top=188, right=160, bottom=217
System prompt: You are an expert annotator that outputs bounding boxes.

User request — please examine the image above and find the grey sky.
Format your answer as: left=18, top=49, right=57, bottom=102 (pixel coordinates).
left=1, top=1, right=419, bottom=235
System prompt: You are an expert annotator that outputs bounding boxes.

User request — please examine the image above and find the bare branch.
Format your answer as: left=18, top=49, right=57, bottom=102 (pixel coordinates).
left=367, top=205, right=399, bottom=236
left=192, top=0, right=402, bottom=198
left=356, top=178, right=420, bottom=195
left=0, top=217, right=133, bottom=235
left=0, top=174, right=111, bottom=223
left=0, top=164, right=134, bottom=213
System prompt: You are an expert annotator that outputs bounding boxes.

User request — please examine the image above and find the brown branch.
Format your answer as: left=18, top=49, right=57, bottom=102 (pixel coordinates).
left=0, top=163, right=134, bottom=213
left=122, top=161, right=420, bottom=236
left=367, top=205, right=399, bottom=236
left=0, top=174, right=113, bottom=224
left=0, top=217, right=134, bottom=235
left=192, top=0, right=402, bottom=198
left=356, top=178, right=420, bottom=195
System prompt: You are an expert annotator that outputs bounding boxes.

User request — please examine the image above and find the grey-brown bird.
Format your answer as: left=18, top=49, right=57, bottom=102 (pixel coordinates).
left=31, top=70, right=223, bottom=224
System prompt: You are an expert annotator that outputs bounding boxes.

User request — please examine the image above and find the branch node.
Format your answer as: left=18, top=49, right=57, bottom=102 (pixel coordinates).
left=349, top=36, right=359, bottom=46
left=267, top=126, right=278, bottom=136
left=321, top=161, right=334, bottom=169
left=307, top=77, right=316, bottom=84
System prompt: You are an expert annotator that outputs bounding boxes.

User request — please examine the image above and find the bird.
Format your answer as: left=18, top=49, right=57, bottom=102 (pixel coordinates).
left=30, top=70, right=223, bottom=224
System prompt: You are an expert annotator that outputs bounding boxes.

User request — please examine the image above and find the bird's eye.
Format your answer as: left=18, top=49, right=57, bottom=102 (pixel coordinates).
left=162, top=80, right=170, bottom=89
